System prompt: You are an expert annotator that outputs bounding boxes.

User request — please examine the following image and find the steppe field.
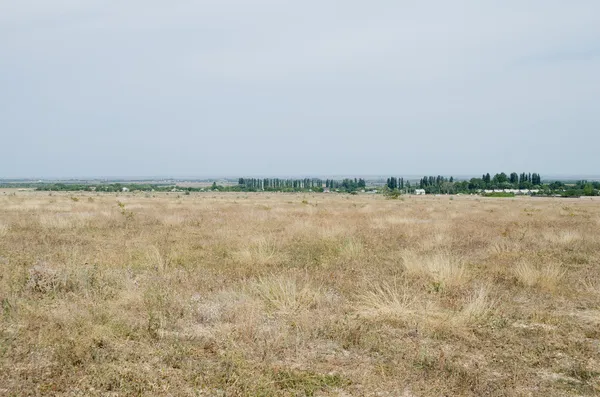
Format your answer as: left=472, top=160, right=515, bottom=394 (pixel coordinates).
left=1, top=191, right=599, bottom=396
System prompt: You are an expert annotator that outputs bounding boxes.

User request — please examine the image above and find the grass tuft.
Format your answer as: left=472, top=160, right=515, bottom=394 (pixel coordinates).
left=402, top=251, right=467, bottom=289
left=514, top=262, right=565, bottom=291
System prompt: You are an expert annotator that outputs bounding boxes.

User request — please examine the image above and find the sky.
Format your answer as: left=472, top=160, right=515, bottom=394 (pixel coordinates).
left=1, top=1, right=599, bottom=178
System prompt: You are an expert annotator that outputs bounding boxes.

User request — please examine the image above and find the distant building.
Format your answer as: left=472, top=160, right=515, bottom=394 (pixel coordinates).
left=122, top=187, right=129, bottom=192
left=415, top=189, right=426, bottom=195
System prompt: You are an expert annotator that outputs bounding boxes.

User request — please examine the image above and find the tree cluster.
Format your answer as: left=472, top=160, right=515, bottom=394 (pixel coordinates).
left=326, top=178, right=366, bottom=191
left=386, top=177, right=405, bottom=190
left=544, top=180, right=600, bottom=197
left=238, top=178, right=324, bottom=192
left=412, top=172, right=544, bottom=194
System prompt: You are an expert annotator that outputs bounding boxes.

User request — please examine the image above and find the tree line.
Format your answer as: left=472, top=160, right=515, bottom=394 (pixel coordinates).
left=410, top=172, right=544, bottom=194
left=392, top=172, right=596, bottom=196
left=237, top=178, right=324, bottom=192
left=12, top=173, right=600, bottom=197
left=238, top=177, right=366, bottom=192
left=325, top=178, right=366, bottom=191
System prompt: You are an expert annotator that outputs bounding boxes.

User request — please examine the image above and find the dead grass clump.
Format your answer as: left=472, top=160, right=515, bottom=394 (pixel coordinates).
left=24, top=261, right=120, bottom=301
left=27, top=262, right=92, bottom=295
left=514, top=262, right=565, bottom=291
left=402, top=251, right=467, bottom=289
left=26, top=262, right=67, bottom=294
left=146, top=244, right=174, bottom=270
left=339, top=237, right=364, bottom=260
left=357, top=281, right=415, bottom=320
left=581, top=278, right=600, bottom=297
left=543, top=230, right=581, bottom=246
left=456, top=286, right=496, bottom=324
left=419, top=229, right=451, bottom=251
left=235, top=236, right=286, bottom=266
left=251, top=275, right=325, bottom=314
left=285, top=236, right=340, bottom=268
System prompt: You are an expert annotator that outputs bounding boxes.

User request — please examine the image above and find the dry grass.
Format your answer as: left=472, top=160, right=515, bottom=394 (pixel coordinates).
left=252, top=275, right=325, bottom=314
left=515, top=262, right=566, bottom=291
left=402, top=250, right=467, bottom=289
left=1, top=191, right=600, bottom=396
left=357, top=280, right=416, bottom=319
left=457, top=285, right=496, bottom=323
left=0, top=222, right=8, bottom=238
left=339, top=237, right=364, bottom=260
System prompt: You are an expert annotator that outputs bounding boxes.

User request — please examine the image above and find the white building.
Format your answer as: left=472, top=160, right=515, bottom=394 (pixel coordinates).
left=415, top=189, right=426, bottom=195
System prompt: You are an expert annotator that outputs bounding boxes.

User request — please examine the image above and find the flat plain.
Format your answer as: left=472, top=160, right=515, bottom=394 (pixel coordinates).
left=1, top=191, right=599, bottom=396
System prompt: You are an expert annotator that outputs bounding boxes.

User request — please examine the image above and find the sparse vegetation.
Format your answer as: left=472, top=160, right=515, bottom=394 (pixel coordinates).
left=1, top=191, right=599, bottom=395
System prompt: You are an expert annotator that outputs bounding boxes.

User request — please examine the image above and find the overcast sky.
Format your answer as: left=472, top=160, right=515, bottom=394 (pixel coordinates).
left=1, top=1, right=599, bottom=178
